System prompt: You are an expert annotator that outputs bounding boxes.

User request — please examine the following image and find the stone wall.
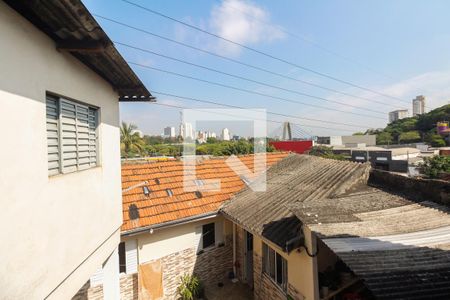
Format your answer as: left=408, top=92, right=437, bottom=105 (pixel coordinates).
left=72, top=273, right=138, bottom=300
left=369, top=169, right=450, bottom=205
left=252, top=251, right=286, bottom=300
left=72, top=237, right=232, bottom=300
left=159, top=235, right=234, bottom=299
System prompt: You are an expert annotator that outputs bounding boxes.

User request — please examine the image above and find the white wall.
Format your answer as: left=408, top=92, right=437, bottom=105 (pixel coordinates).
left=0, top=2, right=122, bottom=299
left=124, top=215, right=226, bottom=264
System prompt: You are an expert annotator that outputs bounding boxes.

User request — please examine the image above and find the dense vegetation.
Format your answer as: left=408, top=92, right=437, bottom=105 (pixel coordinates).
left=120, top=123, right=275, bottom=158
left=308, top=145, right=346, bottom=160
left=363, top=104, right=450, bottom=146
left=419, top=155, right=450, bottom=179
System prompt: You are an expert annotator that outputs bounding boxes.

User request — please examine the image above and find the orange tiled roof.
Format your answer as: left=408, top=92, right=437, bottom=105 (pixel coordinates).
left=121, top=152, right=289, bottom=233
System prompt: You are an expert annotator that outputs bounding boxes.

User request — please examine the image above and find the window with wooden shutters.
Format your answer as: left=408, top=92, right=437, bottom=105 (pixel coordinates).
left=46, top=94, right=98, bottom=175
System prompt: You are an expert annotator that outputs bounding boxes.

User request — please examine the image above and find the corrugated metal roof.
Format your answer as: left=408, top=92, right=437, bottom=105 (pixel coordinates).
left=5, top=0, right=153, bottom=101
left=290, top=188, right=450, bottom=299
left=221, top=155, right=371, bottom=247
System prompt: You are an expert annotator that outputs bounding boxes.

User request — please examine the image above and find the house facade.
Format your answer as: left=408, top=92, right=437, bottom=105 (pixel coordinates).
left=223, top=154, right=450, bottom=300
left=0, top=1, right=152, bottom=299
left=79, top=153, right=288, bottom=299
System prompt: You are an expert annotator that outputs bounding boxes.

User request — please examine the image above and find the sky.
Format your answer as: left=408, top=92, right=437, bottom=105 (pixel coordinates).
left=83, top=0, right=450, bottom=137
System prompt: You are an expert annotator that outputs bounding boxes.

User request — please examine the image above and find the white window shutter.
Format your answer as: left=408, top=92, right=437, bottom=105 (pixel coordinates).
left=125, top=240, right=138, bottom=274
left=215, top=221, right=224, bottom=245
left=46, top=96, right=60, bottom=175
left=89, top=266, right=103, bottom=287
left=88, top=108, right=97, bottom=166
left=76, top=103, right=91, bottom=170
left=60, top=99, right=78, bottom=173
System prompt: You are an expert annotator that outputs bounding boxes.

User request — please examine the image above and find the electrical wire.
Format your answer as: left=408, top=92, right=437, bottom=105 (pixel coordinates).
left=129, top=61, right=387, bottom=120
left=151, top=91, right=370, bottom=129
left=92, top=14, right=403, bottom=109
left=148, top=101, right=361, bottom=133
left=116, top=41, right=390, bottom=114
left=120, top=0, right=418, bottom=106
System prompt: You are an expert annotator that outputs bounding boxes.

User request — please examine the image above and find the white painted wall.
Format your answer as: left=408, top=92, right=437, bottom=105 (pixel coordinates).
left=0, top=2, right=122, bottom=299
left=123, top=216, right=227, bottom=264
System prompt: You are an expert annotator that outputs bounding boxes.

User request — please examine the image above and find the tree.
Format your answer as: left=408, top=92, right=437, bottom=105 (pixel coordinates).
left=430, top=135, right=446, bottom=147
left=398, top=130, right=421, bottom=143
left=353, top=132, right=365, bottom=136
left=419, top=156, right=450, bottom=179
left=376, top=132, right=393, bottom=145
left=120, top=122, right=145, bottom=158
left=308, top=146, right=346, bottom=160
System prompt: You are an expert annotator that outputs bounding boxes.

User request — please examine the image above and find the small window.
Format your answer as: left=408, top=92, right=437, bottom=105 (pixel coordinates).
left=128, top=204, right=140, bottom=220
left=166, top=189, right=174, bottom=197
left=142, top=186, right=151, bottom=196
left=262, top=242, right=288, bottom=291
left=46, top=94, right=98, bottom=176
left=194, top=179, right=204, bottom=187
left=155, top=178, right=161, bottom=185
left=202, top=222, right=215, bottom=249
left=195, top=191, right=203, bottom=198
left=118, top=242, right=126, bottom=273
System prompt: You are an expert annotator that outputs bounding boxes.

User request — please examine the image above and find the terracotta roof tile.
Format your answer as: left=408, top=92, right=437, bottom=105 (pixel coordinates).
left=121, top=152, right=289, bottom=232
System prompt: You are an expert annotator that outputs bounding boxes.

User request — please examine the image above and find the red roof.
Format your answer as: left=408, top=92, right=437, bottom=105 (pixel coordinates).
left=121, top=153, right=289, bottom=233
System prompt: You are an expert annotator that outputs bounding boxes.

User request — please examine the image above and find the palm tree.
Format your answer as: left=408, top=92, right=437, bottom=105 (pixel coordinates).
left=120, top=122, right=145, bottom=158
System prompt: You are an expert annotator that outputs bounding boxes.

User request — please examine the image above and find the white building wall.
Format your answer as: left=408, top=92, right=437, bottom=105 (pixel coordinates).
left=0, top=3, right=122, bottom=299
left=123, top=215, right=225, bottom=264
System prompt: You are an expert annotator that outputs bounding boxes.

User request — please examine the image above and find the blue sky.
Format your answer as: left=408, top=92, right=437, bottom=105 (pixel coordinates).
left=84, top=0, right=450, bottom=137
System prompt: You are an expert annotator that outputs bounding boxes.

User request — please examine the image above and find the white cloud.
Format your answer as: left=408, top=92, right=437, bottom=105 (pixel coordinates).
left=174, top=0, right=284, bottom=57
left=209, top=0, right=285, bottom=55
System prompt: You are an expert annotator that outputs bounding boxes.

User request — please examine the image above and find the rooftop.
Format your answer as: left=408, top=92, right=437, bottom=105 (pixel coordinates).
left=121, top=152, right=289, bottom=234
left=223, top=154, right=450, bottom=298
left=221, top=154, right=370, bottom=249
left=5, top=0, right=153, bottom=101
left=291, top=190, right=450, bottom=299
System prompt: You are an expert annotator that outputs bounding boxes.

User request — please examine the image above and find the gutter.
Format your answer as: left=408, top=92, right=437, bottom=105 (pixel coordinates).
left=121, top=211, right=218, bottom=237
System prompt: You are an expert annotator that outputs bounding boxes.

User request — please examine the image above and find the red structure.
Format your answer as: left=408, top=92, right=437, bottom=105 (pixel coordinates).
left=270, top=140, right=313, bottom=154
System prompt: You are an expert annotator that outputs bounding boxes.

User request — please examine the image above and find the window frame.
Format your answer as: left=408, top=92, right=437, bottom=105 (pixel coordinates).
left=201, top=222, right=216, bottom=249
left=46, top=93, right=99, bottom=176
left=262, top=242, right=288, bottom=292
left=118, top=242, right=126, bottom=274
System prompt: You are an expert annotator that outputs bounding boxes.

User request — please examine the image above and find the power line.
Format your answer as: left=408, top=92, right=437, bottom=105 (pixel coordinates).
left=220, top=0, right=395, bottom=81
left=151, top=91, right=372, bottom=129
left=129, top=61, right=387, bottom=120
left=116, top=41, right=389, bottom=114
left=148, top=101, right=358, bottom=133
left=120, top=0, right=415, bottom=105
left=93, top=14, right=401, bottom=109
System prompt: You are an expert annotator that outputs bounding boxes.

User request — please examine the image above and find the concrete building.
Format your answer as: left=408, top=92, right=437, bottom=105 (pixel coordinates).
left=412, top=95, right=426, bottom=116
left=180, top=122, right=194, bottom=140
left=163, top=126, right=176, bottom=138
left=389, top=109, right=408, bottom=123
left=316, top=135, right=376, bottom=146
left=222, top=128, right=231, bottom=141
left=0, top=1, right=152, bottom=299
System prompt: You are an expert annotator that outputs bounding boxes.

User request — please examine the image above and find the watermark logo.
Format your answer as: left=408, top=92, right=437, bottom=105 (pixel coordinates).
left=182, top=108, right=267, bottom=192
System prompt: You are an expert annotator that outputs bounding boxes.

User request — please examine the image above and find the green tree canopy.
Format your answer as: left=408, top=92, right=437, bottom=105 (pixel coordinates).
left=120, top=122, right=145, bottom=158
left=398, top=130, right=421, bottom=143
